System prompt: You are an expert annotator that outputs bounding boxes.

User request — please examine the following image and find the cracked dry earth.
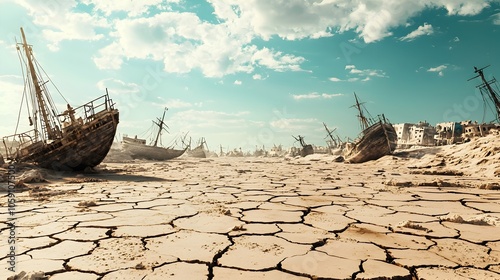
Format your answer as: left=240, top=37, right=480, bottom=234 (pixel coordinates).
left=1, top=156, right=500, bottom=279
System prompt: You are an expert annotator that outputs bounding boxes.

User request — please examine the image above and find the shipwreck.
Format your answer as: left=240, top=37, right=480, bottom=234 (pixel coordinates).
left=343, top=93, right=397, bottom=163
left=2, top=28, right=119, bottom=171
left=122, top=108, right=187, bottom=160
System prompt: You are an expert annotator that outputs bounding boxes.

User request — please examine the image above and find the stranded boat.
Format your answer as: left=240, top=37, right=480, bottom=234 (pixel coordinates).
left=323, top=122, right=344, bottom=156
left=292, top=135, right=314, bottom=157
left=122, top=108, right=187, bottom=160
left=187, top=137, right=208, bottom=158
left=2, top=28, right=119, bottom=171
left=344, top=93, right=397, bottom=163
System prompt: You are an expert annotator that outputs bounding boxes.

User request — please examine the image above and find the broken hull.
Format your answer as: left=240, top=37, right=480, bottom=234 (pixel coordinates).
left=123, top=140, right=187, bottom=161
left=345, top=122, right=397, bottom=163
left=19, top=110, right=119, bottom=170
left=188, top=146, right=206, bottom=158
left=301, top=144, right=314, bottom=157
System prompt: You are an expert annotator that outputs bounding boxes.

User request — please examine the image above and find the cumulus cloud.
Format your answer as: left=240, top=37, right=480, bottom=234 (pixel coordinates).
left=292, top=92, right=343, bottom=100
left=13, top=0, right=108, bottom=51
left=400, top=23, right=434, bottom=41
left=234, top=80, right=242, bottom=85
left=9, top=0, right=495, bottom=77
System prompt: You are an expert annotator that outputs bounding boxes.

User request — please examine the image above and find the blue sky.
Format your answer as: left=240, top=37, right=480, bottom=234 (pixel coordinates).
left=1, top=0, right=499, bottom=152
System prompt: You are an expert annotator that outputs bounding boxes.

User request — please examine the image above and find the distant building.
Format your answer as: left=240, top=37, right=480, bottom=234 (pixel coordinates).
left=393, top=121, right=437, bottom=148
left=461, top=121, right=499, bottom=139
left=434, top=122, right=463, bottom=145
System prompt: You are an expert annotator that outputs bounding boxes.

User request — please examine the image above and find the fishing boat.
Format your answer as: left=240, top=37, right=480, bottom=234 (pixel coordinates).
left=187, top=137, right=207, bottom=158
left=2, top=28, right=119, bottom=171
left=343, top=93, right=397, bottom=163
left=122, top=108, right=187, bottom=160
left=292, top=135, right=314, bottom=157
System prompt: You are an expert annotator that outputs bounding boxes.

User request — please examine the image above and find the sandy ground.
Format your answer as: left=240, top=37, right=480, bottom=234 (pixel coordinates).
left=1, top=134, right=500, bottom=279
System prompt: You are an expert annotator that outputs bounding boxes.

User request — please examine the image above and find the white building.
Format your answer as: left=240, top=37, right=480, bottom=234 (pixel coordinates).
left=393, top=121, right=437, bottom=148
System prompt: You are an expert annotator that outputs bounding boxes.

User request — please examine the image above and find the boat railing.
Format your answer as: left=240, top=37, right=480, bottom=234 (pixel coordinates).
left=73, top=94, right=116, bottom=123
left=2, top=130, right=39, bottom=159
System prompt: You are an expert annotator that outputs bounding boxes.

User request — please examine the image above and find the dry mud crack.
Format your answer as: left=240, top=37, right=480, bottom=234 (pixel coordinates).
left=1, top=157, right=500, bottom=279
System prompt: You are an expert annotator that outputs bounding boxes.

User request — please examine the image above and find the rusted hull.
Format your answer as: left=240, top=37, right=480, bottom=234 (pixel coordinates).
left=345, top=121, right=397, bottom=163
left=123, top=140, right=187, bottom=161
left=17, top=110, right=119, bottom=170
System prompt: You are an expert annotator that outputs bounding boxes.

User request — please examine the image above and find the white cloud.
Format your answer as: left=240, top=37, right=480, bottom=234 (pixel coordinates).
left=96, top=78, right=140, bottom=94
left=13, top=0, right=108, bottom=51
left=400, top=23, right=434, bottom=41
left=93, top=13, right=306, bottom=77
left=292, top=92, right=343, bottom=100
left=453, top=36, right=460, bottom=42
left=335, top=65, right=387, bottom=82
left=81, top=0, right=180, bottom=17
left=493, top=13, right=500, bottom=25
left=234, top=80, right=242, bottom=85
left=8, top=0, right=494, bottom=77
left=427, top=64, right=448, bottom=76
left=329, top=77, right=343, bottom=82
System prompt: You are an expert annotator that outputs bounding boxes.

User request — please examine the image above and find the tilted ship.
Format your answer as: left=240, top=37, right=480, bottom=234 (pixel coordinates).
left=2, top=28, right=119, bottom=171
left=344, top=93, right=397, bottom=163
left=122, top=108, right=187, bottom=160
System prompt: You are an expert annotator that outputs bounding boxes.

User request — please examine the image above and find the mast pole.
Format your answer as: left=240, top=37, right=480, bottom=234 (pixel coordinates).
left=473, top=66, right=500, bottom=121
left=153, top=108, right=167, bottom=147
left=353, top=92, right=369, bottom=131
left=323, top=122, right=337, bottom=146
left=20, top=27, right=55, bottom=140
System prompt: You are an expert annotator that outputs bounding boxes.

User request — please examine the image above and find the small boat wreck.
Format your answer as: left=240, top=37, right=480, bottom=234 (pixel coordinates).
left=122, top=108, right=187, bottom=160
left=187, top=137, right=208, bottom=158
left=292, top=135, right=314, bottom=157
left=2, top=28, right=119, bottom=171
left=323, top=122, right=344, bottom=156
left=344, top=93, right=397, bottom=163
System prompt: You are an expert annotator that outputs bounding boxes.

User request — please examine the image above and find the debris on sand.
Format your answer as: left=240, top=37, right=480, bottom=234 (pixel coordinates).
left=7, top=271, right=48, bottom=280
left=17, top=169, right=46, bottom=183
left=78, top=200, right=98, bottom=207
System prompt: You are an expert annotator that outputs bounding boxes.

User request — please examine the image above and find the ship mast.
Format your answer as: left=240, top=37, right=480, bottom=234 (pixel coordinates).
left=469, top=66, right=500, bottom=122
left=20, top=27, right=57, bottom=140
left=352, top=92, right=370, bottom=131
left=323, top=122, right=337, bottom=147
left=152, top=108, right=168, bottom=147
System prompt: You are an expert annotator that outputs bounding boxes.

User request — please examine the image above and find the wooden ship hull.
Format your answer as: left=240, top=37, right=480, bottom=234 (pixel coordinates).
left=2, top=28, right=119, bottom=171
left=123, top=137, right=187, bottom=161
left=14, top=104, right=118, bottom=170
left=344, top=120, right=397, bottom=163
